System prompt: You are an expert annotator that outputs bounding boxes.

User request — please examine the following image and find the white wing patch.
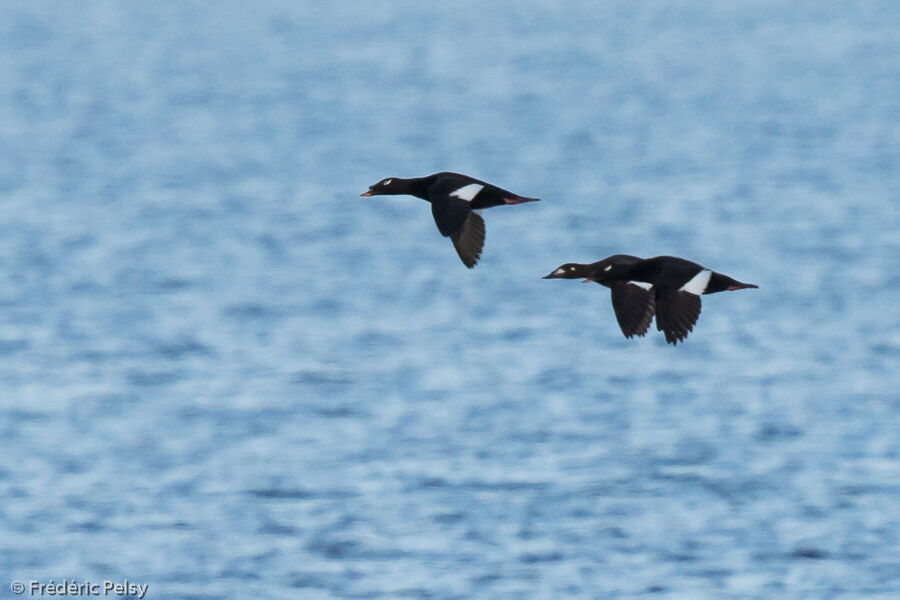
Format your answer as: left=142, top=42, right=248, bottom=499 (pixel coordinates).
left=680, top=269, right=712, bottom=295
left=628, top=281, right=653, bottom=291
left=449, top=183, right=483, bottom=202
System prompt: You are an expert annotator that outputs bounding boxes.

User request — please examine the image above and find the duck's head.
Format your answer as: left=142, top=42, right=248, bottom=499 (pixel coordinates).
left=543, top=263, right=597, bottom=282
left=361, top=177, right=400, bottom=196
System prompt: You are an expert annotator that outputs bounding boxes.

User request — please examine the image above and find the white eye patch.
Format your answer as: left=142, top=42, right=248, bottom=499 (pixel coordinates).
left=603, top=265, right=612, bottom=271
left=449, top=183, right=483, bottom=201
left=383, top=178, right=393, bottom=185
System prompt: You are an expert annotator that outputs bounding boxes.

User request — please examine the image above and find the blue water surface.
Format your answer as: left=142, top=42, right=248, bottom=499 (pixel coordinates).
left=1, top=2, right=899, bottom=599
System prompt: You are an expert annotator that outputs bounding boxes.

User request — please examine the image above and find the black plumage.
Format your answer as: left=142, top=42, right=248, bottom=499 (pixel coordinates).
left=362, top=172, right=539, bottom=268
left=544, top=255, right=757, bottom=345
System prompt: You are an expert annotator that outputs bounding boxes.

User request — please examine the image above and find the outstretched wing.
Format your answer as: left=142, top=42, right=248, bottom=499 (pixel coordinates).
left=610, top=282, right=655, bottom=338
left=430, top=182, right=486, bottom=268
left=655, top=290, right=702, bottom=345
left=430, top=192, right=472, bottom=237
left=450, top=212, right=485, bottom=268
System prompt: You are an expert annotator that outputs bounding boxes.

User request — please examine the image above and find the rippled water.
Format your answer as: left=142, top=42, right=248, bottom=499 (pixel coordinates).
left=1, top=2, right=899, bottom=598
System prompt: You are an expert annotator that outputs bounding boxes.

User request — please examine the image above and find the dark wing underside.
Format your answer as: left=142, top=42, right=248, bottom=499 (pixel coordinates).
left=430, top=192, right=471, bottom=236
left=655, top=290, right=702, bottom=345
left=610, top=282, right=655, bottom=338
left=450, top=211, right=485, bottom=268
left=430, top=186, right=486, bottom=268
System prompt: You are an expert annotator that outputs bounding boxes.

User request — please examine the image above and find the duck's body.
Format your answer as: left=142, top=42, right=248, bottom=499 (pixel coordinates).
left=362, top=172, right=539, bottom=268
left=545, top=255, right=757, bottom=344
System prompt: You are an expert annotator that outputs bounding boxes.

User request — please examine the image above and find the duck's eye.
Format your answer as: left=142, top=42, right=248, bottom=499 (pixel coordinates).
left=568, top=266, right=575, bottom=271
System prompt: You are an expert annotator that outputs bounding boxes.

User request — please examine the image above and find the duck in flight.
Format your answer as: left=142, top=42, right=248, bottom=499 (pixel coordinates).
left=362, top=172, right=539, bottom=268
left=544, top=255, right=758, bottom=344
